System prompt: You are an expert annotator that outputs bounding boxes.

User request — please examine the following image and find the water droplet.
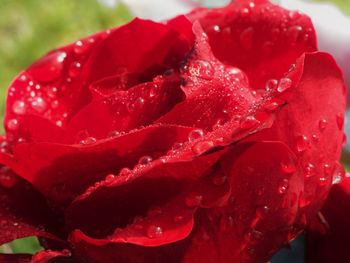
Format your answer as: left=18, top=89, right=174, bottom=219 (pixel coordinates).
left=30, top=51, right=66, bottom=83
left=278, top=179, right=289, bottom=194
left=336, top=114, right=344, bottom=130
left=319, top=176, right=328, bottom=186
left=68, top=61, right=82, bottom=78
left=188, top=60, right=214, bottom=80
left=286, top=25, right=303, bottom=46
left=139, top=155, right=153, bottom=165
left=240, top=116, right=259, bottom=129
left=185, top=193, right=203, bottom=207
left=12, top=100, right=26, bottom=115
left=304, top=163, right=315, bottom=178
left=192, top=140, right=214, bottom=154
left=105, top=174, right=115, bottom=182
left=265, top=79, right=278, bottom=91
left=147, top=225, right=163, bottom=239
left=240, top=7, right=250, bottom=17
left=240, top=27, right=254, bottom=50
left=7, top=118, right=19, bottom=131
left=264, top=101, right=279, bottom=112
left=296, top=135, right=309, bottom=153
left=256, top=205, right=269, bottom=218
left=31, top=97, right=47, bottom=113
left=74, top=39, right=94, bottom=54
left=213, top=25, right=221, bottom=32
left=280, top=160, right=296, bottom=174
left=319, top=119, right=327, bottom=131
left=79, top=136, right=97, bottom=145
left=332, top=162, right=345, bottom=185
left=277, top=78, right=292, bottom=93
left=323, top=163, right=332, bottom=176
left=188, top=129, right=204, bottom=142
left=119, top=167, right=133, bottom=178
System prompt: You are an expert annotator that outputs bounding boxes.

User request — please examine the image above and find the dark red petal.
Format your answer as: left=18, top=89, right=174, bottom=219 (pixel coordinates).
left=177, top=141, right=301, bottom=263
left=66, top=148, right=226, bottom=239
left=187, top=0, right=317, bottom=89
left=0, top=254, right=31, bottom=263
left=251, top=52, right=346, bottom=226
left=306, top=178, right=350, bottom=263
left=68, top=141, right=300, bottom=263
left=68, top=153, right=231, bottom=263
left=65, top=74, right=184, bottom=141
left=0, top=167, right=62, bottom=246
left=11, top=125, right=192, bottom=206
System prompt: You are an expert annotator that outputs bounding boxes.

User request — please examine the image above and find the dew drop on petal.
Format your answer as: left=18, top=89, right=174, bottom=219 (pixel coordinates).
left=79, top=137, right=97, bottom=145
left=240, top=116, right=259, bottom=129
left=31, top=97, right=47, bottom=113
left=192, top=140, right=214, bottom=154
left=30, top=51, right=66, bottom=83
left=318, top=119, right=327, bottom=131
left=304, top=163, right=315, bottom=178
left=296, top=135, right=309, bottom=153
left=7, top=118, right=19, bottom=131
left=277, top=78, right=292, bottom=93
left=332, top=161, right=345, bottom=185
left=265, top=79, right=278, bottom=91
left=256, top=205, right=269, bottom=218
left=12, top=100, right=26, bottom=115
left=278, top=179, right=289, bottom=194
left=147, top=225, right=163, bottom=239
left=68, top=61, right=82, bottom=78
left=280, top=160, right=296, bottom=174
left=188, top=129, right=205, bottom=142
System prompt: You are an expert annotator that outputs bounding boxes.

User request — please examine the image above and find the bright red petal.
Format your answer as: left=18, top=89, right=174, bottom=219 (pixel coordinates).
left=187, top=0, right=317, bottom=89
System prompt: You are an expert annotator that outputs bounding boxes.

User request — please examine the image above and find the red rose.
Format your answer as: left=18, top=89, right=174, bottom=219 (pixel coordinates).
left=0, top=1, right=345, bottom=262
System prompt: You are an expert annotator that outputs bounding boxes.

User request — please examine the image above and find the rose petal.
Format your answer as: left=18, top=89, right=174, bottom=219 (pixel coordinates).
left=0, top=167, right=62, bottom=246
left=4, top=17, right=193, bottom=146
left=187, top=0, right=317, bottom=89
left=65, top=147, right=226, bottom=239
left=0, top=254, right=32, bottom=263
left=65, top=74, right=185, bottom=141
left=10, top=125, right=193, bottom=206
left=251, top=52, right=346, bottom=225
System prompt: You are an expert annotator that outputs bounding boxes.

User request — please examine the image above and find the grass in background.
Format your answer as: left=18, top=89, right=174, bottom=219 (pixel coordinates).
left=314, top=0, right=350, bottom=14
left=0, top=0, right=131, bottom=120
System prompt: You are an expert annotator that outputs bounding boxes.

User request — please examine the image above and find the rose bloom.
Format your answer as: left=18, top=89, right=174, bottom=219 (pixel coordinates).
left=0, top=0, right=346, bottom=262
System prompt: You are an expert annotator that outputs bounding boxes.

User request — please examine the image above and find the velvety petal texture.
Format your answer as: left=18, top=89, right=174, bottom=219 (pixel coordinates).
left=0, top=0, right=345, bottom=262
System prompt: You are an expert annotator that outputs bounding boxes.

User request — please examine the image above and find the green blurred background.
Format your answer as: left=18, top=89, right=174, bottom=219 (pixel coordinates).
left=0, top=0, right=349, bottom=256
